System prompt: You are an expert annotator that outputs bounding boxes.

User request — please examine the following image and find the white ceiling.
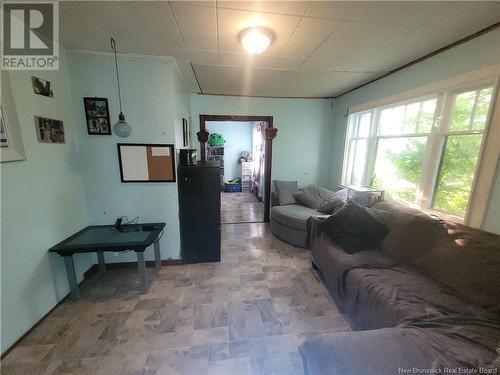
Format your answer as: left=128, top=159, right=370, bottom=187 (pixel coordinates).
left=60, top=1, right=500, bottom=98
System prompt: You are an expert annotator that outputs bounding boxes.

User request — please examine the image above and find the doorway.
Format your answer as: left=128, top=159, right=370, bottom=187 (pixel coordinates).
left=199, top=115, right=274, bottom=223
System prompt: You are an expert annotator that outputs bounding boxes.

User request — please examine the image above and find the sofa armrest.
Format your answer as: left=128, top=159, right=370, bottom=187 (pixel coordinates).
left=271, top=191, right=280, bottom=207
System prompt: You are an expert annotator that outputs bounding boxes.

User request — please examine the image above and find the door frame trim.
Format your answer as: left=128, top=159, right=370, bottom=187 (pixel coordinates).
left=199, top=114, right=274, bottom=222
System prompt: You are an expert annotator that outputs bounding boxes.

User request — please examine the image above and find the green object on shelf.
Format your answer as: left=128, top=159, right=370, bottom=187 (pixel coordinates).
left=208, top=133, right=225, bottom=145
left=226, top=177, right=241, bottom=184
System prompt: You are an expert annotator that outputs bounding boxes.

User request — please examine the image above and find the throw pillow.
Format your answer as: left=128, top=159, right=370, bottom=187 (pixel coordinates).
left=273, top=180, right=299, bottom=206
left=317, top=197, right=345, bottom=214
left=363, top=206, right=393, bottom=226
left=293, top=184, right=336, bottom=209
left=318, top=201, right=389, bottom=253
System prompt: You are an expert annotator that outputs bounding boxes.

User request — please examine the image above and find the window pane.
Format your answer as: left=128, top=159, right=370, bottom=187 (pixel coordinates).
left=417, top=99, right=437, bottom=133
left=349, top=139, right=367, bottom=186
left=358, top=112, right=371, bottom=138
left=433, top=134, right=483, bottom=217
left=450, top=90, right=477, bottom=132
left=372, top=137, right=427, bottom=203
left=379, top=105, right=405, bottom=135
left=472, top=87, right=493, bottom=131
left=379, top=99, right=436, bottom=136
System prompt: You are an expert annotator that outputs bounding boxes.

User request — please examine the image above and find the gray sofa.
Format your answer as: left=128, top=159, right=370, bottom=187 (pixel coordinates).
left=299, top=201, right=500, bottom=374
left=270, top=198, right=324, bottom=248
left=270, top=184, right=339, bottom=248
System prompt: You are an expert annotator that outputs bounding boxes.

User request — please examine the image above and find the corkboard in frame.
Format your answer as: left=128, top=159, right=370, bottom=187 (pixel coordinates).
left=117, top=143, right=176, bottom=182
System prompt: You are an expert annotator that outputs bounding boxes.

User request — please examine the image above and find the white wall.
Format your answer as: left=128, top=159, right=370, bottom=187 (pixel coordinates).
left=205, top=121, right=253, bottom=180
left=67, top=53, right=189, bottom=263
left=0, top=52, right=93, bottom=353
left=191, top=95, right=334, bottom=188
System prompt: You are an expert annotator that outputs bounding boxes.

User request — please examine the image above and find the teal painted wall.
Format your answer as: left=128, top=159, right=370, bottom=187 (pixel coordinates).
left=205, top=121, right=253, bottom=180
left=0, top=52, right=94, bottom=353
left=67, top=53, right=189, bottom=263
left=328, top=28, right=500, bottom=233
left=191, top=95, right=335, bottom=188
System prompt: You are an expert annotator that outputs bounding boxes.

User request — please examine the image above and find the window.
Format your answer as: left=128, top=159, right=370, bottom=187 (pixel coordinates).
left=342, top=82, right=496, bottom=221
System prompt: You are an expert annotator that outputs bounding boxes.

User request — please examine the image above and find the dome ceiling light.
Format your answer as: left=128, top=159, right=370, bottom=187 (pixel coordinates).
left=239, top=27, right=273, bottom=55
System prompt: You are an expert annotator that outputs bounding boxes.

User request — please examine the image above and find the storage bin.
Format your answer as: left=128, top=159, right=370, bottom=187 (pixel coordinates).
left=224, top=182, right=242, bottom=192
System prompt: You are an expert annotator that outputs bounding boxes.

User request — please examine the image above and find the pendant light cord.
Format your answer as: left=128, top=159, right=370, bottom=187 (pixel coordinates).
left=110, top=38, right=123, bottom=114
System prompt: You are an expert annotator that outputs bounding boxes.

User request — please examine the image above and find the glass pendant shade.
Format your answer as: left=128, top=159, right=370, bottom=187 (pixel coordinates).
left=113, top=112, right=131, bottom=138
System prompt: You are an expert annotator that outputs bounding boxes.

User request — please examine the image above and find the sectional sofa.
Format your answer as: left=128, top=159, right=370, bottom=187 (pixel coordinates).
left=299, top=201, right=500, bottom=374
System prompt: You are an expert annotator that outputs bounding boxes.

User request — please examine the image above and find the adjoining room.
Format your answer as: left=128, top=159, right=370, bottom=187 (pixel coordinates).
left=1, top=1, right=500, bottom=375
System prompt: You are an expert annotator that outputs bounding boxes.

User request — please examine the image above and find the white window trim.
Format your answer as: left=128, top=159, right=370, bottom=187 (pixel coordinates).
left=342, top=65, right=500, bottom=228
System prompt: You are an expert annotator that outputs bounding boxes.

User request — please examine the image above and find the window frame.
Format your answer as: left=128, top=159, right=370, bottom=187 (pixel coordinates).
left=342, top=77, right=499, bottom=225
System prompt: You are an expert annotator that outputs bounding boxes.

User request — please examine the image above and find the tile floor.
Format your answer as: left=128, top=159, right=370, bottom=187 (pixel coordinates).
left=221, top=192, right=265, bottom=224
left=1, top=223, right=350, bottom=375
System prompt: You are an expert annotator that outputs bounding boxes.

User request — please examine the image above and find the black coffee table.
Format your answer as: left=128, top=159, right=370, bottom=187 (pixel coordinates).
left=49, top=223, right=165, bottom=298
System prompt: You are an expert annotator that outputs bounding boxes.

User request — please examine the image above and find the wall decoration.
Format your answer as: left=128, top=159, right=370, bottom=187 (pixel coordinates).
left=31, top=76, right=54, bottom=98
left=182, top=118, right=189, bottom=147
left=0, top=107, right=8, bottom=148
left=1, top=74, right=26, bottom=162
left=83, top=97, right=111, bottom=135
left=35, top=116, right=65, bottom=144
left=117, top=143, right=176, bottom=183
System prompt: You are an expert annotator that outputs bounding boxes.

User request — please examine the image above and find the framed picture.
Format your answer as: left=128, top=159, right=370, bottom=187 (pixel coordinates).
left=182, top=118, right=189, bottom=147
left=31, top=76, right=54, bottom=98
left=83, top=97, right=111, bottom=135
left=0, top=107, right=8, bottom=148
left=1, top=74, right=26, bottom=162
left=35, top=116, right=65, bottom=144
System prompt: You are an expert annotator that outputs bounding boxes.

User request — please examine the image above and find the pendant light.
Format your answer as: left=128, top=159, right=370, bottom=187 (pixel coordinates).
left=111, top=38, right=131, bottom=138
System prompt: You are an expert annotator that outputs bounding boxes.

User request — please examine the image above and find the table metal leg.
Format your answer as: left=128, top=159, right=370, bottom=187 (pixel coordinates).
left=63, top=255, right=81, bottom=299
left=154, top=241, right=161, bottom=272
left=136, top=251, right=148, bottom=292
left=97, top=251, right=106, bottom=276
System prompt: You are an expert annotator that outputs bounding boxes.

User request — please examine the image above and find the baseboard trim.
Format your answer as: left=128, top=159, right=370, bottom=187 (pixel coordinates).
left=1, top=258, right=184, bottom=360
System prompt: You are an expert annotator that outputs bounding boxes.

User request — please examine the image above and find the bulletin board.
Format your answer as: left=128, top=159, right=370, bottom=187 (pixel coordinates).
left=117, top=143, right=176, bottom=182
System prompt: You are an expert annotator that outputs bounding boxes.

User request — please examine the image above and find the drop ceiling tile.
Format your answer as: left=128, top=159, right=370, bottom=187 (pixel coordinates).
left=219, top=1, right=312, bottom=16
left=426, top=2, right=500, bottom=31
left=170, top=1, right=216, bottom=8
left=76, top=1, right=137, bottom=32
left=383, top=2, right=440, bottom=27
left=299, top=57, right=333, bottom=71
left=344, top=1, right=398, bottom=24
left=281, top=17, right=338, bottom=58
left=273, top=56, right=306, bottom=70
left=170, top=2, right=217, bottom=33
left=180, top=30, right=218, bottom=50
left=142, top=28, right=184, bottom=50
left=194, top=64, right=374, bottom=97
left=305, top=1, right=359, bottom=20
left=310, top=21, right=378, bottom=61
left=217, top=8, right=301, bottom=55
left=122, top=1, right=177, bottom=31
left=219, top=51, right=276, bottom=68
left=330, top=24, right=409, bottom=69
left=188, top=49, right=218, bottom=65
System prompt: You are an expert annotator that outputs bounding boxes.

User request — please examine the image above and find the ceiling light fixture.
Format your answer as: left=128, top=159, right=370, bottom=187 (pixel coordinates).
left=111, top=38, right=131, bottom=138
left=239, top=27, right=273, bottom=55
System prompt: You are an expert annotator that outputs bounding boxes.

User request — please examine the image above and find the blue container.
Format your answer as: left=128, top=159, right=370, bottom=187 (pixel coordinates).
left=224, top=182, right=242, bottom=192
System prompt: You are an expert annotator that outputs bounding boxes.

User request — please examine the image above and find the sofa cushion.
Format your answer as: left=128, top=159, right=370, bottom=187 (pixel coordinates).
left=273, top=180, right=299, bottom=205
left=300, top=318, right=500, bottom=375
left=319, top=201, right=389, bottom=253
left=293, top=184, right=336, bottom=209
left=342, top=266, right=487, bottom=330
left=271, top=204, right=320, bottom=231
left=372, top=201, right=500, bottom=313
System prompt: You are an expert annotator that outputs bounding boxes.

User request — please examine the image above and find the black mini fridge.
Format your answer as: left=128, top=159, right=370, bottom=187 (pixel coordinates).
left=178, top=162, right=221, bottom=263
